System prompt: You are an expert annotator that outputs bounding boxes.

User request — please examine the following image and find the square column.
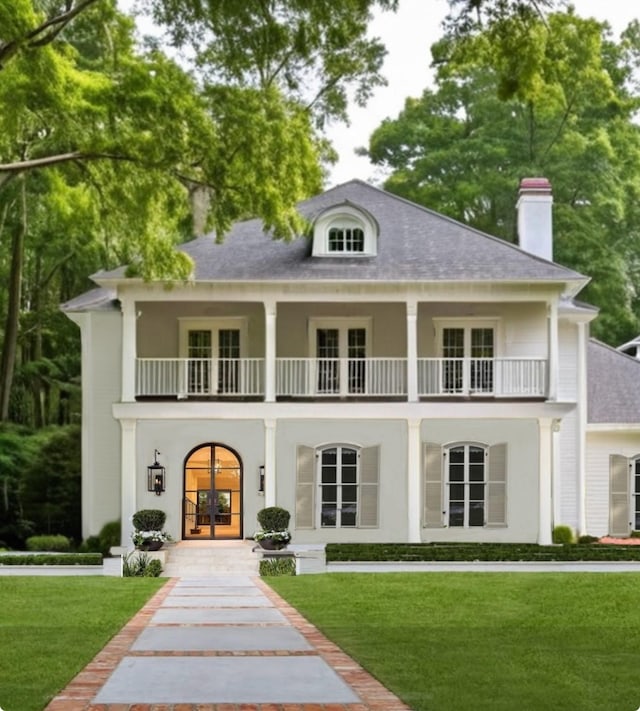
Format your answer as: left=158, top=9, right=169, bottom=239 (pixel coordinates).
left=121, top=299, right=137, bottom=402
left=264, top=301, right=276, bottom=402
left=120, top=418, right=137, bottom=546
left=406, top=301, right=418, bottom=402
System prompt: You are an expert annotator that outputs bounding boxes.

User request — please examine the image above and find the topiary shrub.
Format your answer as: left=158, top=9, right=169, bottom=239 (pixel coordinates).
left=80, top=535, right=102, bottom=553
left=132, top=509, right=166, bottom=531
left=552, top=525, right=575, bottom=545
left=98, top=520, right=121, bottom=552
left=257, top=506, right=290, bottom=532
left=25, top=534, right=71, bottom=552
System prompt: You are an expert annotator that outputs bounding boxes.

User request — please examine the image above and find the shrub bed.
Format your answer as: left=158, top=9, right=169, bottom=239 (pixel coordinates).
left=0, top=553, right=102, bottom=566
left=325, top=543, right=640, bottom=562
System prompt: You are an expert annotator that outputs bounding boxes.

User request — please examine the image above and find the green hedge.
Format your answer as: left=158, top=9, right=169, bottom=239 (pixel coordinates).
left=0, top=553, right=102, bottom=566
left=325, top=543, right=640, bottom=563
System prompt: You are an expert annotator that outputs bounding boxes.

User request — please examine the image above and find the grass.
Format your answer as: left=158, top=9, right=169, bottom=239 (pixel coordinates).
left=0, top=576, right=166, bottom=711
left=268, top=573, right=640, bottom=711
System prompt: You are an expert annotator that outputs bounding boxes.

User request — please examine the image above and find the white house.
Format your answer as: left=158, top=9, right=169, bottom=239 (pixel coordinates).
left=61, top=178, right=640, bottom=546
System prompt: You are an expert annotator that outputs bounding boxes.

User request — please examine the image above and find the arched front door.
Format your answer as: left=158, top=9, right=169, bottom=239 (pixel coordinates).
left=183, top=443, right=242, bottom=540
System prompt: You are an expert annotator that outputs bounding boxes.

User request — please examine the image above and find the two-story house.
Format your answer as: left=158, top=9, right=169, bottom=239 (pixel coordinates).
left=62, top=178, right=640, bottom=546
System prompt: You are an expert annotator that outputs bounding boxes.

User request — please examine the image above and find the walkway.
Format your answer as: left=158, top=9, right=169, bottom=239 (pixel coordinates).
left=45, top=575, right=410, bottom=711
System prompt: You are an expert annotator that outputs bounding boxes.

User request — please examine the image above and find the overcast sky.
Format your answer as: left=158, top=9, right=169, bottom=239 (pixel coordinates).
left=326, top=0, right=640, bottom=186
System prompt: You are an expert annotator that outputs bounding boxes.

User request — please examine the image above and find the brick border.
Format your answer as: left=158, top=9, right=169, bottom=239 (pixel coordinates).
left=44, top=576, right=412, bottom=711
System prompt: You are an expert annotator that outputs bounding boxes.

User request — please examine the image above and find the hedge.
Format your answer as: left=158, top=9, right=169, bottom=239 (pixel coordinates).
left=325, top=543, right=640, bottom=562
left=0, top=553, right=103, bottom=566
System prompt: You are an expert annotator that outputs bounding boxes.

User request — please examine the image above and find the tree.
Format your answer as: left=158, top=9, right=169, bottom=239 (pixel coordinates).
left=365, top=11, right=640, bottom=344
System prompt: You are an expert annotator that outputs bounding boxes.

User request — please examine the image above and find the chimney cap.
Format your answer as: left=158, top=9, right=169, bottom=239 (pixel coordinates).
left=519, top=177, right=552, bottom=193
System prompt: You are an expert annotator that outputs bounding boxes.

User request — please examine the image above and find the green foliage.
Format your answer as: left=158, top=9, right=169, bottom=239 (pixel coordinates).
left=25, top=534, right=71, bottom=552
left=132, top=509, right=166, bottom=531
left=257, top=506, right=291, bottom=531
left=122, top=550, right=163, bottom=577
left=366, top=11, right=640, bottom=344
left=98, top=520, right=121, bottom=553
left=0, top=553, right=101, bottom=565
left=325, top=542, right=640, bottom=562
left=578, top=535, right=600, bottom=544
left=552, top=525, right=575, bottom=544
left=0, top=576, right=164, bottom=711
left=631, top=530, right=640, bottom=538
left=260, top=556, right=296, bottom=576
left=20, top=425, right=81, bottom=541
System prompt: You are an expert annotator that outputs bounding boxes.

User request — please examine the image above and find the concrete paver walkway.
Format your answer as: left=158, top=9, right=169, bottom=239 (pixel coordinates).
left=45, top=575, right=410, bottom=711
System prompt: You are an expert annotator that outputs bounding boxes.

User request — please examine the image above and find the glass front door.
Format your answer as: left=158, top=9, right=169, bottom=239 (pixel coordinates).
left=183, top=444, right=242, bottom=539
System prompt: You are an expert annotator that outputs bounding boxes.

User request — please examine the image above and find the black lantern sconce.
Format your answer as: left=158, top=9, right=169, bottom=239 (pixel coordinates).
left=258, top=465, right=265, bottom=493
left=147, top=449, right=165, bottom=496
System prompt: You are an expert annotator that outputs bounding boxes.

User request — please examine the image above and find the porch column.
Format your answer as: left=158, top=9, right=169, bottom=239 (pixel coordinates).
left=264, top=418, right=277, bottom=507
left=547, top=300, right=558, bottom=401
left=407, top=418, right=422, bottom=542
left=537, top=417, right=553, bottom=545
left=264, top=301, right=276, bottom=402
left=121, top=299, right=137, bottom=402
left=576, top=321, right=588, bottom=534
left=406, top=301, right=418, bottom=402
left=120, top=418, right=137, bottom=546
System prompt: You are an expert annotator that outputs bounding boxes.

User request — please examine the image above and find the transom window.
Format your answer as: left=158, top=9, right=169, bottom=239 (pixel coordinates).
left=319, top=446, right=359, bottom=527
left=446, top=444, right=487, bottom=527
left=328, top=226, right=365, bottom=253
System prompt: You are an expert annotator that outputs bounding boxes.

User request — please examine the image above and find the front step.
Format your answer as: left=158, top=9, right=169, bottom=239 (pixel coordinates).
left=163, top=540, right=260, bottom=576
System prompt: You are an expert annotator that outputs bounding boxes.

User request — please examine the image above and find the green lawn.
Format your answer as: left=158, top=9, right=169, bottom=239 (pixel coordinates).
left=0, top=576, right=166, bottom=711
left=268, top=573, right=640, bottom=711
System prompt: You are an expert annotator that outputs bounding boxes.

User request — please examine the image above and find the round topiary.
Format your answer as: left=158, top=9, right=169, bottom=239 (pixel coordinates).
left=552, top=524, right=575, bottom=545
left=257, top=506, right=290, bottom=531
left=132, top=509, right=166, bottom=531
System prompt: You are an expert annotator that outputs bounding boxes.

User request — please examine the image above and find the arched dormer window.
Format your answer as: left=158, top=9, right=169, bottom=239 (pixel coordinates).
left=312, top=203, right=378, bottom=257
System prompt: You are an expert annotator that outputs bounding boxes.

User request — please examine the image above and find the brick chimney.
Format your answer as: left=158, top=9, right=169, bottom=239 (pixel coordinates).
left=517, top=177, right=553, bottom=261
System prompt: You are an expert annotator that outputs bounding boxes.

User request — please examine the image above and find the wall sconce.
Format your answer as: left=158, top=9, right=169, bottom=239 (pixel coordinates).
left=147, top=449, right=165, bottom=496
left=258, top=465, right=265, bottom=493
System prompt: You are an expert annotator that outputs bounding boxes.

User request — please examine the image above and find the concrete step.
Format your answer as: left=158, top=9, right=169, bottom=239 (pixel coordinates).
left=163, top=540, right=260, bottom=576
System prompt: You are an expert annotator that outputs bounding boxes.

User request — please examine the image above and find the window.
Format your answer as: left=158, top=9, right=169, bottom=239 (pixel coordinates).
left=446, top=444, right=486, bottom=527
left=423, top=441, right=507, bottom=528
left=310, top=319, right=369, bottom=395
left=328, top=226, right=365, bottom=253
left=311, top=204, right=378, bottom=256
left=295, top=444, right=380, bottom=529
left=609, top=454, right=640, bottom=536
left=435, top=320, right=498, bottom=395
left=179, top=318, right=246, bottom=395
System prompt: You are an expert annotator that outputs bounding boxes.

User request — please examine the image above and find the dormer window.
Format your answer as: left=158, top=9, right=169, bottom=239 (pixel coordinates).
left=312, top=203, right=378, bottom=257
left=328, top=225, right=365, bottom=253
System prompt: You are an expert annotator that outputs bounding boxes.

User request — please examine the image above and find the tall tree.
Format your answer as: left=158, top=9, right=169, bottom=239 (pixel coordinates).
left=365, top=11, right=640, bottom=344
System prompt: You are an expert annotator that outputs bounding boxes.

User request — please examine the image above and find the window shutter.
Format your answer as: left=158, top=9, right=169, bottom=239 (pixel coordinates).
left=609, top=454, right=630, bottom=536
left=359, top=446, right=379, bottom=527
left=487, top=443, right=507, bottom=526
left=295, top=445, right=315, bottom=529
left=423, top=442, right=444, bottom=527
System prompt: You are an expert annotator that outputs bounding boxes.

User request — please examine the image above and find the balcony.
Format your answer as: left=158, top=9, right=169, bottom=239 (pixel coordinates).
left=136, top=357, right=547, bottom=399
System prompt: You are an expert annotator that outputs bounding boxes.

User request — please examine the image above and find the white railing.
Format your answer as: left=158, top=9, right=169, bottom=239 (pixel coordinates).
left=418, top=358, right=547, bottom=397
left=276, top=358, right=407, bottom=397
left=136, top=358, right=264, bottom=397
left=136, top=357, right=546, bottom=399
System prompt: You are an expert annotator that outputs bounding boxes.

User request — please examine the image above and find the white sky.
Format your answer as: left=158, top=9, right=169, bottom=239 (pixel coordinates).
left=326, top=0, right=640, bottom=186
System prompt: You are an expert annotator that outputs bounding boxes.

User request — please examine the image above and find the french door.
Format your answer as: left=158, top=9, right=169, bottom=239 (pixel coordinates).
left=183, top=444, right=242, bottom=539
left=186, top=327, right=241, bottom=395
left=314, top=323, right=367, bottom=395
left=441, top=324, right=495, bottom=395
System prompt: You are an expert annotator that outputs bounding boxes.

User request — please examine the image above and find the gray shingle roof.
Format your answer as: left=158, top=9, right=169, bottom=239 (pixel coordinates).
left=60, top=287, right=118, bottom=313
left=588, top=339, right=640, bottom=424
left=94, top=179, right=585, bottom=285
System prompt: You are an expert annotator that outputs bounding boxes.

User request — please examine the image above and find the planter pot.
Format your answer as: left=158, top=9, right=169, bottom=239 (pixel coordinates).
left=137, top=540, right=164, bottom=551
left=257, top=538, right=287, bottom=551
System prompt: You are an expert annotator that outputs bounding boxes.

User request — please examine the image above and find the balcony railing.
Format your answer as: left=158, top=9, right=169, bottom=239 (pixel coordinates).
left=136, top=358, right=264, bottom=397
left=417, top=358, right=547, bottom=397
left=135, top=357, right=546, bottom=399
left=276, top=358, right=407, bottom=397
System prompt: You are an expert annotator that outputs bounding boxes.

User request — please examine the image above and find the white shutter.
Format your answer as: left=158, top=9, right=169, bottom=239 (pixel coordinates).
left=359, top=446, right=379, bottom=527
left=295, top=445, right=315, bottom=529
left=487, top=443, right=507, bottom=526
left=423, top=442, right=444, bottom=527
left=609, top=454, right=630, bottom=536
